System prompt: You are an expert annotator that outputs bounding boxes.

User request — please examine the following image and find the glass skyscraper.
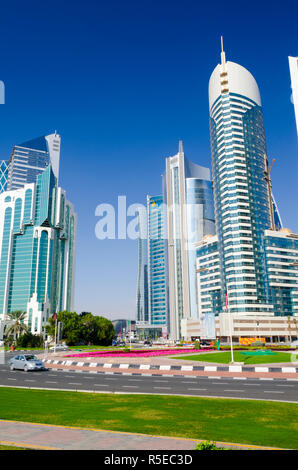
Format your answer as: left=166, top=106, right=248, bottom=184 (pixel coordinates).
left=136, top=196, right=168, bottom=338
left=164, top=142, right=215, bottom=340
left=0, top=134, right=76, bottom=339
left=0, top=161, right=8, bottom=193
left=208, top=40, right=274, bottom=316
left=7, top=132, right=61, bottom=190
left=192, top=41, right=298, bottom=341
left=147, top=195, right=168, bottom=330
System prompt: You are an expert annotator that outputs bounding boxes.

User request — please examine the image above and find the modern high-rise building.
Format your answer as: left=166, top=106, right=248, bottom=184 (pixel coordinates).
left=182, top=41, right=298, bottom=342
left=136, top=207, right=149, bottom=327
left=0, top=160, right=8, bottom=193
left=208, top=39, right=274, bottom=317
left=164, top=142, right=215, bottom=340
left=289, top=56, right=298, bottom=135
left=147, top=195, right=168, bottom=332
left=7, top=132, right=61, bottom=191
left=0, top=139, right=76, bottom=340
left=136, top=196, right=168, bottom=338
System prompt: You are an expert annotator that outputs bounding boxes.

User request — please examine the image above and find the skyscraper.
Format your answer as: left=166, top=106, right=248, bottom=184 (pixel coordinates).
left=289, top=56, right=298, bottom=135
left=185, top=40, right=298, bottom=342
left=208, top=38, right=274, bottom=316
left=7, top=132, right=61, bottom=191
left=0, top=164, right=76, bottom=337
left=147, top=195, right=168, bottom=333
left=136, top=196, right=168, bottom=339
left=0, top=160, right=8, bottom=193
left=164, top=142, right=215, bottom=340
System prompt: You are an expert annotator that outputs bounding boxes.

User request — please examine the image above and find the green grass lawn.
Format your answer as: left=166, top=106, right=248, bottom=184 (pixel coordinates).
left=175, top=351, right=295, bottom=364
left=0, top=388, right=297, bottom=449
left=0, top=444, right=28, bottom=450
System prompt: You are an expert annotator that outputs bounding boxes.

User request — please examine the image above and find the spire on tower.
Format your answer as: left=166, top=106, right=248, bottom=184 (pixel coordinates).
left=178, top=140, right=184, bottom=155
left=220, top=35, right=226, bottom=70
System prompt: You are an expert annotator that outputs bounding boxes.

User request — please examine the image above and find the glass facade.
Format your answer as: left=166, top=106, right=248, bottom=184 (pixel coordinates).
left=0, top=164, right=77, bottom=335
left=147, top=195, right=167, bottom=328
left=0, top=161, right=8, bottom=193
left=7, top=133, right=60, bottom=191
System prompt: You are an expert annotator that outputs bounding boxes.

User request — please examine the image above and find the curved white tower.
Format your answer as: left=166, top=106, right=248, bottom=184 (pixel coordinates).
left=207, top=38, right=273, bottom=317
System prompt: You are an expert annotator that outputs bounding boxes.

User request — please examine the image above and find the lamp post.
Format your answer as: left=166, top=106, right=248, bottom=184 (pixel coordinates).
left=226, top=289, right=234, bottom=364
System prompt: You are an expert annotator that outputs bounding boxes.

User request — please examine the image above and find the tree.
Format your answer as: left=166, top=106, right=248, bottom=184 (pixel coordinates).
left=5, top=311, right=28, bottom=343
left=46, top=311, right=82, bottom=346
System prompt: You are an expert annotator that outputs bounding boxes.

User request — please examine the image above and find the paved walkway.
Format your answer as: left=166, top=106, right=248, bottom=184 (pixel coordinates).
left=0, top=420, right=282, bottom=450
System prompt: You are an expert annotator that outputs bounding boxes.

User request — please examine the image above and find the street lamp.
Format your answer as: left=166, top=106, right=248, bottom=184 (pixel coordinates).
left=226, top=289, right=234, bottom=364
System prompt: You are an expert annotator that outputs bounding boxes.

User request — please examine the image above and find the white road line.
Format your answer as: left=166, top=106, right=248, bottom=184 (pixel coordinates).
left=25, top=380, right=36, bottom=382
left=7, top=378, right=16, bottom=380
left=264, top=391, right=284, bottom=394
left=212, top=382, right=229, bottom=385
left=188, top=388, right=207, bottom=391
left=68, top=383, right=82, bottom=385
left=153, top=387, right=171, bottom=390
left=94, top=384, right=108, bottom=387
left=154, top=380, right=169, bottom=383
left=276, top=384, right=294, bottom=387
left=122, top=385, right=139, bottom=388
left=182, top=381, right=197, bottom=384
left=224, top=389, right=245, bottom=392
left=45, top=381, right=58, bottom=384
left=243, top=383, right=261, bottom=386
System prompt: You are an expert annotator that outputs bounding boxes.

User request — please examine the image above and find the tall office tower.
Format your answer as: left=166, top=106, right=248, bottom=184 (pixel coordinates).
left=136, top=207, right=149, bottom=328
left=164, top=142, right=215, bottom=340
left=136, top=196, right=168, bottom=339
left=208, top=39, right=276, bottom=317
left=289, top=56, right=298, bottom=135
left=7, top=132, right=60, bottom=191
left=147, top=195, right=168, bottom=335
left=0, top=164, right=76, bottom=338
left=0, top=160, right=8, bottom=193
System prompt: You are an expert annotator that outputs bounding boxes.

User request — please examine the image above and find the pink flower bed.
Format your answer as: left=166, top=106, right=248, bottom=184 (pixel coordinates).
left=65, top=348, right=212, bottom=358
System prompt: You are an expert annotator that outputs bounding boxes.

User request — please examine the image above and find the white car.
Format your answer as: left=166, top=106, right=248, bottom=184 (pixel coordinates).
left=49, top=344, right=69, bottom=352
left=0, top=340, right=4, bottom=347
left=291, top=340, right=298, bottom=349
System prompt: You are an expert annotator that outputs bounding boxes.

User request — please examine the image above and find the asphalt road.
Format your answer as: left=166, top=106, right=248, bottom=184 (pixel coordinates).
left=0, top=352, right=298, bottom=402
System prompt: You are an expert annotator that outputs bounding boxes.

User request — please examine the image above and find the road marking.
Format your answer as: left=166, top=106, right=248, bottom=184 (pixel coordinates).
left=128, top=379, right=142, bottom=382
left=243, top=383, right=261, bottom=386
left=212, top=382, right=229, bottom=385
left=276, top=384, right=294, bottom=387
left=154, top=380, right=169, bottom=383
left=182, top=381, right=197, bottom=384
left=224, top=389, right=245, bottom=392
left=188, top=388, right=207, bottom=391
left=45, top=381, right=57, bottom=384
left=93, top=384, right=108, bottom=387
left=264, top=391, right=284, bottom=394
left=68, top=383, right=82, bottom=385
left=7, top=378, right=16, bottom=381
left=153, top=387, right=171, bottom=390
left=122, top=385, right=139, bottom=388
left=25, top=380, right=36, bottom=382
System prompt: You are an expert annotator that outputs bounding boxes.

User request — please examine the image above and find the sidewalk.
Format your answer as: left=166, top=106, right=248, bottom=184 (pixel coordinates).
left=0, top=420, right=282, bottom=450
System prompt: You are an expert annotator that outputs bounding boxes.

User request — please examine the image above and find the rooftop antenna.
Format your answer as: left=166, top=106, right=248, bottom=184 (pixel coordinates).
left=220, top=35, right=226, bottom=70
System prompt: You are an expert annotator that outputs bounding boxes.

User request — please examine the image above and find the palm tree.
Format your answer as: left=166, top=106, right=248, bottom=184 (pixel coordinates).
left=5, top=310, right=28, bottom=343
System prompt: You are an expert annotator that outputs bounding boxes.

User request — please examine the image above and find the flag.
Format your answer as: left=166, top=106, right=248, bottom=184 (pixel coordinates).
left=52, top=313, right=57, bottom=321
left=225, top=292, right=228, bottom=308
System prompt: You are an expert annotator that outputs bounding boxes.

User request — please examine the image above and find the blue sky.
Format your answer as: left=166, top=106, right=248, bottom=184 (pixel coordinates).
left=0, top=0, right=297, bottom=320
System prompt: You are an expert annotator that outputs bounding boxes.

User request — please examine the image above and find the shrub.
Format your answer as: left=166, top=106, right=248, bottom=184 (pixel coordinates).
left=194, top=341, right=200, bottom=349
left=195, top=441, right=225, bottom=450
left=17, top=332, right=44, bottom=348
